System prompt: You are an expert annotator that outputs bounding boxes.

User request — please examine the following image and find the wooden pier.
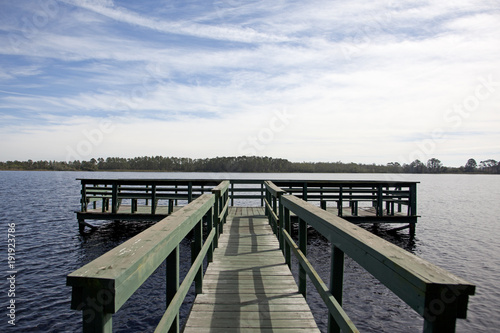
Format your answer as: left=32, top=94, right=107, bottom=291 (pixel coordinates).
left=184, top=207, right=320, bottom=332
left=76, top=178, right=419, bottom=234
left=68, top=179, right=474, bottom=333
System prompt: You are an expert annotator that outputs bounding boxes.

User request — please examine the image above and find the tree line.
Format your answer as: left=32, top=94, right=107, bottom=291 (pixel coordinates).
left=0, top=156, right=499, bottom=174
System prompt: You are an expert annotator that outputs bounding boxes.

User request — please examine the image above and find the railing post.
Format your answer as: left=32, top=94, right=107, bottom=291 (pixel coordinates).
left=284, top=207, right=291, bottom=268
left=338, top=186, right=343, bottom=217
left=111, top=182, right=118, bottom=214
left=410, top=183, right=417, bottom=216
left=328, top=245, right=345, bottom=333
left=298, top=218, right=307, bottom=298
left=213, top=192, right=220, bottom=249
left=151, top=184, right=157, bottom=214
left=81, top=181, right=87, bottom=212
left=279, top=196, right=284, bottom=250
left=230, top=182, right=234, bottom=206
left=207, top=208, right=214, bottom=263
left=377, top=184, right=383, bottom=216
left=81, top=299, right=112, bottom=333
left=193, top=219, right=203, bottom=294
left=166, top=246, right=179, bottom=333
left=260, top=182, right=264, bottom=206
left=188, top=182, right=193, bottom=203
left=302, top=182, right=308, bottom=201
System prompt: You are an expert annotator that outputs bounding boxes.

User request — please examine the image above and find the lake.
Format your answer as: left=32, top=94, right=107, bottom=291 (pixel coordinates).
left=0, top=171, right=498, bottom=332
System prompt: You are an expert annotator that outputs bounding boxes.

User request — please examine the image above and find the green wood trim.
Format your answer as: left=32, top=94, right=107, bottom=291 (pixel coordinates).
left=280, top=194, right=475, bottom=326
left=154, top=228, right=216, bottom=333
left=264, top=180, right=286, bottom=198
left=282, top=230, right=358, bottom=333
left=212, top=180, right=230, bottom=196
left=67, top=194, right=216, bottom=314
left=166, top=246, right=179, bottom=333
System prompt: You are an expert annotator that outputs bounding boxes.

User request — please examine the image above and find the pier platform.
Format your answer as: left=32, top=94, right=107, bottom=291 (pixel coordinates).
left=68, top=179, right=475, bottom=333
left=184, top=207, right=320, bottom=332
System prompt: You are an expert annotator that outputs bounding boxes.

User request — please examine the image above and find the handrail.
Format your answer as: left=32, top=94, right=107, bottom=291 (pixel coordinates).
left=272, top=180, right=418, bottom=218
left=211, top=180, right=230, bottom=246
left=67, top=192, right=222, bottom=333
left=278, top=194, right=475, bottom=333
left=263, top=181, right=286, bottom=238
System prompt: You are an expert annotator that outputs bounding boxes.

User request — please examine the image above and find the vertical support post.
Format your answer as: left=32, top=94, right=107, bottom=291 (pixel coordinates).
left=81, top=181, right=87, bottom=212
left=279, top=196, right=284, bottom=249
left=423, top=293, right=459, bottom=333
left=145, top=184, right=149, bottom=206
left=377, top=184, right=383, bottom=217
left=213, top=191, right=220, bottom=249
left=260, top=183, right=264, bottom=207
left=321, top=200, right=327, bottom=210
left=207, top=208, right=214, bottom=263
left=298, top=218, right=307, bottom=298
left=151, top=184, right=157, bottom=215
left=328, top=245, right=345, bottom=333
left=193, top=220, right=203, bottom=294
left=166, top=246, right=179, bottom=333
left=111, top=182, right=118, bottom=214
left=272, top=195, right=278, bottom=235
left=188, top=182, right=193, bottom=203
left=302, top=182, right=308, bottom=201
left=284, top=207, right=291, bottom=268
left=175, top=185, right=178, bottom=205
left=168, top=199, right=174, bottom=214
left=231, top=182, right=234, bottom=206
left=81, top=300, right=112, bottom=333
left=397, top=187, right=402, bottom=213
left=338, top=186, right=343, bottom=217
left=409, top=183, right=417, bottom=216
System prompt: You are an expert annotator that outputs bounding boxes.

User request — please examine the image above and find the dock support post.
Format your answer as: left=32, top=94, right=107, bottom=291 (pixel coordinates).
left=260, top=183, right=264, bottom=207
left=213, top=193, right=220, bottom=249
left=111, top=182, right=118, bottom=214
left=298, top=218, right=307, bottom=298
left=188, top=182, right=193, bottom=203
left=328, top=245, right=345, bottom=333
left=78, top=219, right=85, bottom=234
left=193, top=219, right=203, bottom=294
left=279, top=196, right=284, bottom=250
left=230, top=182, right=234, bottom=206
left=207, top=208, right=214, bottom=263
left=151, top=184, right=157, bottom=214
left=81, top=302, right=112, bottom=333
left=283, top=207, right=291, bottom=268
left=377, top=184, right=383, bottom=216
left=338, top=186, right=343, bottom=217
left=166, top=246, right=179, bottom=333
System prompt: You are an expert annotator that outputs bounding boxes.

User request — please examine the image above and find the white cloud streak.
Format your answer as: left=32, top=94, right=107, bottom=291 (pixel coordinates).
left=0, top=0, right=499, bottom=165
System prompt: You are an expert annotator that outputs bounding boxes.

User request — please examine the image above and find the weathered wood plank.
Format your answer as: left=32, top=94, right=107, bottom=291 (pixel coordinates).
left=183, top=207, right=319, bottom=332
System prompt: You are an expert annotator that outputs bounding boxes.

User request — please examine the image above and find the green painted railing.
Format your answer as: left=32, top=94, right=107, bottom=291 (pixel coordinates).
left=264, top=181, right=475, bottom=333
left=67, top=181, right=230, bottom=333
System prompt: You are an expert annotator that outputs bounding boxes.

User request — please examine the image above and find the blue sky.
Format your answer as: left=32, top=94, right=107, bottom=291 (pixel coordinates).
left=1, top=0, right=499, bottom=166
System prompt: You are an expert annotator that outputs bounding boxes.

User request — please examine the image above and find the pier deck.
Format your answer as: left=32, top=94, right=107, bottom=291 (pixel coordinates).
left=184, top=207, right=320, bottom=332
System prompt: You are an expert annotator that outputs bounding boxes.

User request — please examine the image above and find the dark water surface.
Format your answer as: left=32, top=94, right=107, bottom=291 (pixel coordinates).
left=0, top=171, right=498, bottom=332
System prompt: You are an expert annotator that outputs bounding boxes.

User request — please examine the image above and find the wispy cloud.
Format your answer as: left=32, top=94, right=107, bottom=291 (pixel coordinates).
left=0, top=0, right=499, bottom=165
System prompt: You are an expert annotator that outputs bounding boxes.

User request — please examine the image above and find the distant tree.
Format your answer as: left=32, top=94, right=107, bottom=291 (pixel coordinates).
left=464, top=158, right=477, bottom=172
left=408, top=159, right=426, bottom=173
left=426, top=158, right=442, bottom=173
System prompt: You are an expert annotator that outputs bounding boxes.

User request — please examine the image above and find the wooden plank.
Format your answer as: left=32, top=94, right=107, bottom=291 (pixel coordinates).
left=184, top=207, right=319, bottom=332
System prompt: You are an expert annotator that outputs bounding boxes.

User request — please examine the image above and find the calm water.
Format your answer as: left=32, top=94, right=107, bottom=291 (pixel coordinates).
left=0, top=171, right=498, bottom=332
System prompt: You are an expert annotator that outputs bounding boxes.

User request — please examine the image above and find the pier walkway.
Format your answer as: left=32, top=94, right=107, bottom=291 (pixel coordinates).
left=68, top=179, right=475, bottom=333
left=184, top=207, right=320, bottom=332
